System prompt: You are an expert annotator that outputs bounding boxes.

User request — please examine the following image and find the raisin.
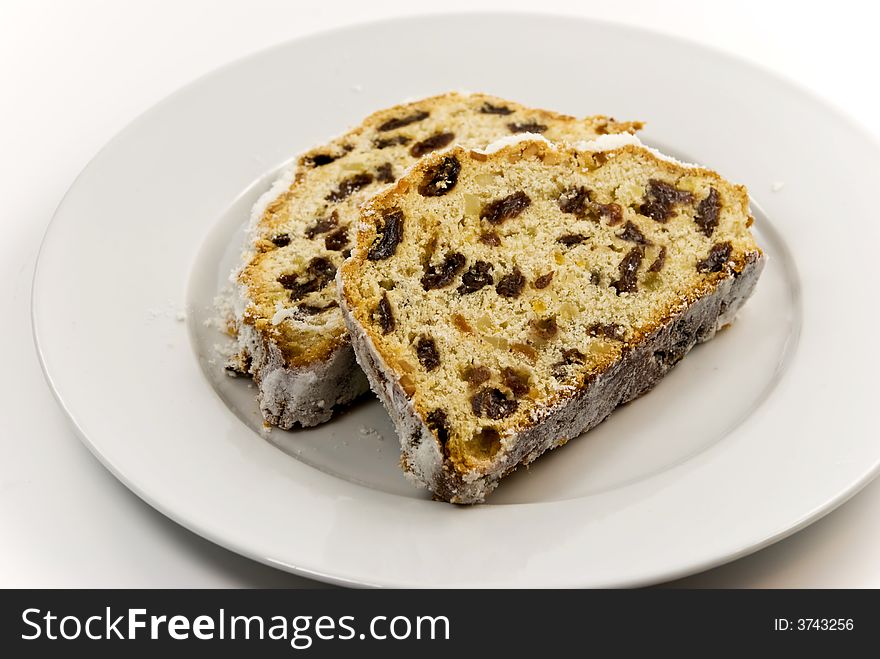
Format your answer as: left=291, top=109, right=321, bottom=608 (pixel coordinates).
left=326, top=173, right=373, bottom=202
left=303, top=152, right=338, bottom=167
left=588, top=323, right=626, bottom=341
left=375, top=293, right=395, bottom=334
left=422, top=233, right=439, bottom=264
left=694, top=187, right=721, bottom=237
left=426, top=409, right=450, bottom=446
left=457, top=261, right=494, bottom=294
left=479, top=231, right=501, bottom=247
left=367, top=209, right=404, bottom=261
left=462, top=365, right=491, bottom=388
left=558, top=186, right=591, bottom=216
left=297, top=301, right=338, bottom=315
left=507, top=121, right=548, bottom=134
left=307, top=256, right=336, bottom=283
left=534, top=272, right=554, bottom=289
left=416, top=336, right=441, bottom=371
left=374, top=135, right=411, bottom=149
left=562, top=348, right=586, bottom=364
left=480, top=102, right=513, bottom=115
left=451, top=313, right=473, bottom=333
left=648, top=246, right=667, bottom=273
left=495, top=268, right=525, bottom=298
left=531, top=316, right=559, bottom=340
left=696, top=241, right=733, bottom=273
left=616, top=221, right=652, bottom=245
left=639, top=179, right=694, bottom=223
left=480, top=191, right=531, bottom=225
left=471, top=387, right=518, bottom=420
left=501, top=367, right=529, bottom=397
left=270, top=233, right=290, bottom=247
left=409, top=132, right=455, bottom=158
left=375, top=163, right=394, bottom=184
left=610, top=246, right=645, bottom=295
left=551, top=348, right=585, bottom=379
left=304, top=211, right=338, bottom=239
left=597, top=203, right=623, bottom=226
left=418, top=156, right=461, bottom=197
left=377, top=110, right=429, bottom=132
left=421, top=252, right=466, bottom=290
left=277, top=272, right=307, bottom=295
left=557, top=233, right=587, bottom=247
left=324, top=226, right=349, bottom=251
left=278, top=257, right=336, bottom=300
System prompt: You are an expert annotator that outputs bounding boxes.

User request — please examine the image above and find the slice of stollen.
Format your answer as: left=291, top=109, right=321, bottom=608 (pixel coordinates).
left=231, top=92, right=642, bottom=428
left=338, top=133, right=764, bottom=502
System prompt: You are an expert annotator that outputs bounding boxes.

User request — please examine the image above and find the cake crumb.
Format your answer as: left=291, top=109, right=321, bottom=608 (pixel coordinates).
left=350, top=84, right=364, bottom=93
left=146, top=301, right=188, bottom=321
left=771, top=181, right=785, bottom=192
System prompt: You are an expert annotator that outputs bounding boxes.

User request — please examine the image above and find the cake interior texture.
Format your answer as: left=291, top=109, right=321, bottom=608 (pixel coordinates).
left=232, top=92, right=641, bottom=427
left=339, top=135, right=764, bottom=502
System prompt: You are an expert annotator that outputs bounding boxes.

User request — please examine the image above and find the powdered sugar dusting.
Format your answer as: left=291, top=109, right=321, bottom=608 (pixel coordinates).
left=271, top=305, right=299, bottom=326
left=246, top=166, right=296, bottom=238
left=573, top=133, right=642, bottom=152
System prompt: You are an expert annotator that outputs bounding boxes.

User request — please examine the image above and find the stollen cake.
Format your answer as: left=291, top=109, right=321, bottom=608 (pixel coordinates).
left=338, top=134, right=765, bottom=503
left=231, top=92, right=642, bottom=428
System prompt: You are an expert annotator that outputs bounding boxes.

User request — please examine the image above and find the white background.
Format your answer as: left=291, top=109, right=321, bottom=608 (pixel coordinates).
left=2, top=0, right=878, bottom=587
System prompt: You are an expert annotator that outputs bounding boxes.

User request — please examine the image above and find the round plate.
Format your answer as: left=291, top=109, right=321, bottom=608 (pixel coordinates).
left=33, top=13, right=880, bottom=587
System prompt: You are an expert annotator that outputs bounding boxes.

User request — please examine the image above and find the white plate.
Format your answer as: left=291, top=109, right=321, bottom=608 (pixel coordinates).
left=33, top=14, right=880, bottom=587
